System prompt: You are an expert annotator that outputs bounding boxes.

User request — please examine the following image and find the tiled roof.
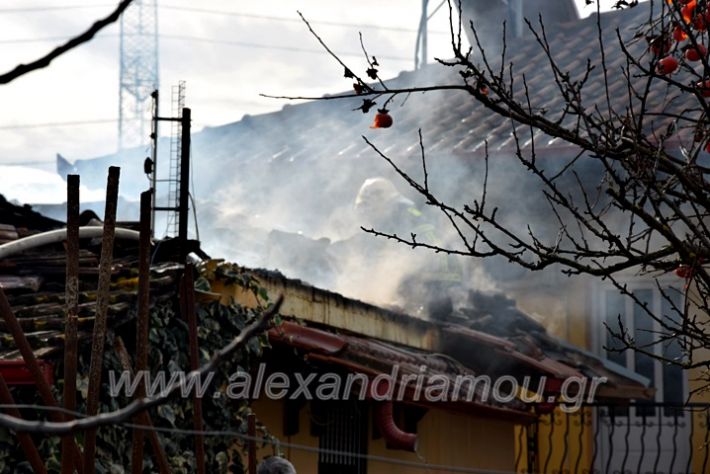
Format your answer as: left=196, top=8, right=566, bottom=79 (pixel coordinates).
left=183, top=4, right=676, bottom=234
left=0, top=198, right=179, bottom=361
left=268, top=320, right=533, bottom=419
left=257, top=270, right=651, bottom=402
left=66, top=5, right=661, bottom=194
left=194, top=4, right=657, bottom=167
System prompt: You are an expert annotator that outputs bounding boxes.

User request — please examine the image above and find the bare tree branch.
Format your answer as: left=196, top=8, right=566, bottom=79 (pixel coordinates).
left=0, top=0, right=134, bottom=85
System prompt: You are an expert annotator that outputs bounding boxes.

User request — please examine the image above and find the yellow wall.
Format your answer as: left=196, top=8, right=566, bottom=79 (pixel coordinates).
left=686, top=283, right=710, bottom=473
left=513, top=276, right=710, bottom=473
left=209, top=264, right=516, bottom=473
left=210, top=272, right=442, bottom=351
left=250, top=399, right=516, bottom=473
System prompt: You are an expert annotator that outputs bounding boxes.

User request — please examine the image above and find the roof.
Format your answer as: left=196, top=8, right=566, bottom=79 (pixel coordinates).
left=217, top=263, right=653, bottom=402
left=0, top=194, right=63, bottom=235
left=0, top=198, right=179, bottom=361
left=197, top=3, right=658, bottom=160
left=267, top=321, right=534, bottom=421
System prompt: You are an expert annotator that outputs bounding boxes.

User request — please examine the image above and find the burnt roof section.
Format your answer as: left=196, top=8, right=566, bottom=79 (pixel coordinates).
left=239, top=265, right=651, bottom=401
left=249, top=267, right=434, bottom=332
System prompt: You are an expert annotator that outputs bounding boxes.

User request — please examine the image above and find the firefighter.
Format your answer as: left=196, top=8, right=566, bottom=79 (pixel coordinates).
left=354, top=177, right=417, bottom=232
left=352, top=177, right=464, bottom=317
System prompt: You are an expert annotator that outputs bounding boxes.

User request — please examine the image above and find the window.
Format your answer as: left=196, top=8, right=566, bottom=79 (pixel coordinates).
left=313, top=399, right=368, bottom=474
left=601, top=284, right=685, bottom=415
left=597, top=284, right=692, bottom=472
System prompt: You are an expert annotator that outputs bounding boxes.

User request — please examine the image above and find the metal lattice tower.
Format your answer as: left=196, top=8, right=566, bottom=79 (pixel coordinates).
left=118, top=0, right=159, bottom=151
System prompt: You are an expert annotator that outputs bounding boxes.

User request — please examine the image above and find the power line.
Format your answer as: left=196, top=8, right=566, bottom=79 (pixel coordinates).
left=0, top=33, right=413, bottom=62
left=0, top=160, right=55, bottom=167
left=0, top=119, right=117, bottom=130
left=158, top=34, right=413, bottom=62
left=0, top=109, right=279, bottom=131
left=130, top=424, right=516, bottom=474
left=428, top=0, right=448, bottom=20
left=0, top=36, right=75, bottom=45
left=0, top=3, right=447, bottom=35
left=159, top=4, right=449, bottom=35
left=0, top=4, right=114, bottom=13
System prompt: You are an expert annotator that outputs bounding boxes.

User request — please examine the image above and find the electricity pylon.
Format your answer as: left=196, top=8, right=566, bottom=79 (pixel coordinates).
left=118, top=0, right=159, bottom=151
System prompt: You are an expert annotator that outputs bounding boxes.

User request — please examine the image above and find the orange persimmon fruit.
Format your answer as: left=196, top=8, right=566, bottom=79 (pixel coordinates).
left=685, top=43, right=707, bottom=61
left=656, top=55, right=680, bottom=74
left=371, top=109, right=393, bottom=128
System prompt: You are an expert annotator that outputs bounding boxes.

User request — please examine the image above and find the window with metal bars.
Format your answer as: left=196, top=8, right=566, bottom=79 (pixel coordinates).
left=313, top=399, right=368, bottom=474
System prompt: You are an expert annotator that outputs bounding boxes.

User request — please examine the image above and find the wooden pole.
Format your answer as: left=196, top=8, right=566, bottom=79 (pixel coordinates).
left=178, top=107, right=191, bottom=252
left=248, top=413, right=257, bottom=474
left=131, top=189, right=153, bottom=474
left=61, top=174, right=80, bottom=474
left=84, top=166, right=120, bottom=474
left=180, top=264, right=205, bottom=474
left=114, top=337, right=171, bottom=474
left=0, top=374, right=47, bottom=474
left=0, top=288, right=85, bottom=473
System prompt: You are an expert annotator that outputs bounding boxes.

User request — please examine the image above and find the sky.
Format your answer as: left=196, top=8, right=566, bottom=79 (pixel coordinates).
left=0, top=0, right=620, bottom=202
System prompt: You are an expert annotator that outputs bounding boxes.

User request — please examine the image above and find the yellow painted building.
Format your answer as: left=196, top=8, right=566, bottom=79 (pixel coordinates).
left=205, top=262, right=684, bottom=473
left=252, top=398, right=517, bottom=474
left=507, top=270, right=710, bottom=473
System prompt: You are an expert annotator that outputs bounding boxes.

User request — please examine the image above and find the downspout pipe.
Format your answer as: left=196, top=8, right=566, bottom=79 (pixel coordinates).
left=374, top=400, right=418, bottom=452
left=371, top=380, right=418, bottom=452
left=0, top=227, right=141, bottom=260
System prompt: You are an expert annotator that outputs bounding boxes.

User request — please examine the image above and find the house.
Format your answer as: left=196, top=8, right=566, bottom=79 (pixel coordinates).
left=48, top=0, right=710, bottom=472
left=202, top=261, right=658, bottom=473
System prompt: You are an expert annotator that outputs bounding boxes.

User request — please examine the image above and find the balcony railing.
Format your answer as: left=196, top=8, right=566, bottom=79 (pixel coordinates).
left=515, top=402, right=710, bottom=474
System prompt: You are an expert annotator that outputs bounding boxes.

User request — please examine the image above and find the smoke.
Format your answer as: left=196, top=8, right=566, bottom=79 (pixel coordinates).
left=0, top=165, right=105, bottom=205
left=50, top=1, right=602, bottom=323
left=54, top=84, right=599, bottom=324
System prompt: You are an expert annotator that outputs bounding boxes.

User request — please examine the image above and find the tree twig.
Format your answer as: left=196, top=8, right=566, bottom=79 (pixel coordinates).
left=0, top=0, right=134, bottom=85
